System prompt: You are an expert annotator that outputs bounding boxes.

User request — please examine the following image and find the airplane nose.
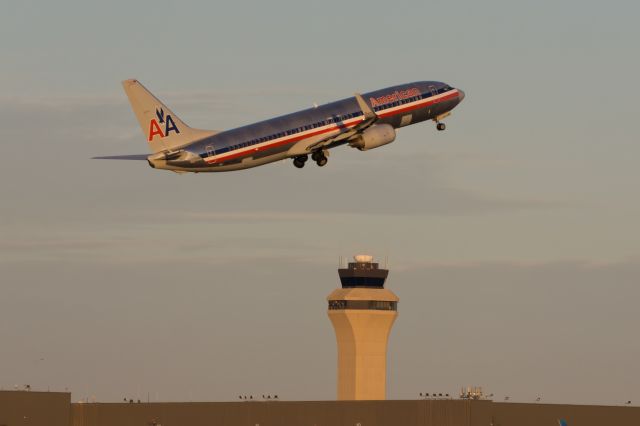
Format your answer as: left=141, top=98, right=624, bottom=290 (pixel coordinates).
left=458, top=89, right=465, bottom=102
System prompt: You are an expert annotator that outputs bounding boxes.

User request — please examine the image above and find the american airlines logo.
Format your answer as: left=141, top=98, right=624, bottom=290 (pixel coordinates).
left=148, top=108, right=180, bottom=142
left=369, top=87, right=421, bottom=108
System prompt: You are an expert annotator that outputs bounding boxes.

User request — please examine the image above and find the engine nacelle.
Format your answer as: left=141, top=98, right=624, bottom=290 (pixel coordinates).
left=350, top=124, right=396, bottom=151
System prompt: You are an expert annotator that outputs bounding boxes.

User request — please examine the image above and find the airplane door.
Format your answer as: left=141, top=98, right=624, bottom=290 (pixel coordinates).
left=428, top=85, right=438, bottom=98
left=205, top=145, right=215, bottom=158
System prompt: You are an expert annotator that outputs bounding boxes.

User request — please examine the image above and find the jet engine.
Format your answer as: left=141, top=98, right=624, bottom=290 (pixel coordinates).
left=350, top=124, right=396, bottom=151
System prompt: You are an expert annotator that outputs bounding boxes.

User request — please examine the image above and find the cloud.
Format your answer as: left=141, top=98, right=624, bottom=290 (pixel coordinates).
left=391, top=257, right=640, bottom=273
left=2, top=94, right=550, bottom=219
left=0, top=238, right=121, bottom=251
left=179, top=210, right=344, bottom=223
left=0, top=92, right=569, bottom=272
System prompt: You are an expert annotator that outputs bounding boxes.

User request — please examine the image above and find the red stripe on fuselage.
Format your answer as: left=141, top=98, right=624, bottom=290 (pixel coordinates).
left=205, top=90, right=459, bottom=164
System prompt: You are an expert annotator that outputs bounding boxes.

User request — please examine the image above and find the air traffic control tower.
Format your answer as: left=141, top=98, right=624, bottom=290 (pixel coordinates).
left=327, top=255, right=399, bottom=401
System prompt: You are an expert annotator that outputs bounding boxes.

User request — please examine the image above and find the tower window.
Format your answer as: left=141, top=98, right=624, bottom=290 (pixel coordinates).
left=328, top=300, right=397, bottom=311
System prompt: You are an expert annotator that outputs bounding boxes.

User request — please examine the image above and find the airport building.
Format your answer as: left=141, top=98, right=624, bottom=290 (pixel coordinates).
left=2, top=255, right=639, bottom=425
left=2, top=390, right=639, bottom=426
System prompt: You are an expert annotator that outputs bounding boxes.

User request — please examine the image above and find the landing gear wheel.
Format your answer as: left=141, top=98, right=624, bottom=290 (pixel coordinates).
left=293, top=155, right=307, bottom=169
left=316, top=155, right=328, bottom=167
left=436, top=122, right=446, bottom=131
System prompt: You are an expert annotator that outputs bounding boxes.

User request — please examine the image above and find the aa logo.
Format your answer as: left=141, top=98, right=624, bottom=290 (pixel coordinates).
left=148, top=108, right=180, bottom=142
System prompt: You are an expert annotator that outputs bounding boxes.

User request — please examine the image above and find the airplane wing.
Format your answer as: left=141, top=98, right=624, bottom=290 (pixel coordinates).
left=92, top=154, right=149, bottom=160
left=303, top=93, right=378, bottom=152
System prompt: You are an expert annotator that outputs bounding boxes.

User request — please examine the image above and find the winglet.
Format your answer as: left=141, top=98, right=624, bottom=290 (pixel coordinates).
left=354, top=93, right=376, bottom=121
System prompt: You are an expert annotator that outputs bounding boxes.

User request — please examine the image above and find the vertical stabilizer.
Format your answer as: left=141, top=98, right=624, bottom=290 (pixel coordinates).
left=122, top=79, right=216, bottom=153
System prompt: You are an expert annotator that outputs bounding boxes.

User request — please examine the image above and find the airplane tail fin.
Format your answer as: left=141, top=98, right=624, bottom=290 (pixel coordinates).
left=122, top=79, right=217, bottom=153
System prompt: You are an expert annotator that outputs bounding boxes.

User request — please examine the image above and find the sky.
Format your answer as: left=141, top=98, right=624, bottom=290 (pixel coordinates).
left=1, top=0, right=639, bottom=405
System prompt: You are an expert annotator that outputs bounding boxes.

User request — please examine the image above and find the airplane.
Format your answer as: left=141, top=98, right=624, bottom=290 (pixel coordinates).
left=95, top=79, right=465, bottom=172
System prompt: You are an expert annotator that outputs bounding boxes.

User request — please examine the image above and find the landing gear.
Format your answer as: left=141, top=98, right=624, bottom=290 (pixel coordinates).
left=312, top=150, right=328, bottom=167
left=433, top=112, right=451, bottom=131
left=293, top=155, right=308, bottom=168
left=294, top=151, right=328, bottom=168
left=316, top=155, right=328, bottom=167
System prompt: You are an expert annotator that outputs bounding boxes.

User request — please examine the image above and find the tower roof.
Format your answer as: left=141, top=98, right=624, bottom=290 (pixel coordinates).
left=338, top=255, right=388, bottom=288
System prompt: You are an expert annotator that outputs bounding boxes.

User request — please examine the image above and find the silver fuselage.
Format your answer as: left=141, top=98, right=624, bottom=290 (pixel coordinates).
left=148, top=81, right=464, bottom=172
